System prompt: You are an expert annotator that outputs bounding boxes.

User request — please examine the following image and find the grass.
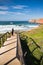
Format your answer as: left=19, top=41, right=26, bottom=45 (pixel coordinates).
left=28, top=43, right=42, bottom=60
left=20, top=25, right=43, bottom=47
left=20, top=25, right=43, bottom=65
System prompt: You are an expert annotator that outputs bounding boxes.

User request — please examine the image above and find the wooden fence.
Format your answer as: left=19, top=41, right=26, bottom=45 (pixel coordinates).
left=0, top=32, right=12, bottom=47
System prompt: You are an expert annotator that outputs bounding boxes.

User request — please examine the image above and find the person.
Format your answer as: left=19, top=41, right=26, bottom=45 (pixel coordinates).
left=12, top=28, right=14, bottom=35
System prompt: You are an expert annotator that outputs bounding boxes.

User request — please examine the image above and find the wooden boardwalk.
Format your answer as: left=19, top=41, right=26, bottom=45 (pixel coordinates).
left=0, top=34, right=21, bottom=65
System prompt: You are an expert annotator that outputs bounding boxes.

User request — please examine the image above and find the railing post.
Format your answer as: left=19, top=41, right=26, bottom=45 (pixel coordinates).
left=7, top=33, right=9, bottom=38
left=4, top=33, right=7, bottom=41
left=10, top=32, right=11, bottom=37
left=1, top=38, right=3, bottom=46
left=40, top=56, right=43, bottom=65
left=6, top=34, right=7, bottom=40
left=4, top=35, right=6, bottom=41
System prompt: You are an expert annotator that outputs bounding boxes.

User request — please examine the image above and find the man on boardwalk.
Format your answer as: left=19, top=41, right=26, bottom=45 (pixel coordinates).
left=12, top=28, right=14, bottom=36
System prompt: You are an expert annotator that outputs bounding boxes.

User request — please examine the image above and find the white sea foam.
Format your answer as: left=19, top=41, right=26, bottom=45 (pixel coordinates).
left=0, top=25, right=39, bottom=33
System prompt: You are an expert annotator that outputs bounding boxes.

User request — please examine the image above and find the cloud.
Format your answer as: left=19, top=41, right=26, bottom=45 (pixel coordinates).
left=0, top=11, right=22, bottom=15
left=16, top=12, right=22, bottom=14
left=0, top=10, right=28, bottom=15
left=12, top=5, right=28, bottom=9
left=0, top=11, right=8, bottom=14
left=0, top=6, right=8, bottom=10
left=8, top=12, right=24, bottom=15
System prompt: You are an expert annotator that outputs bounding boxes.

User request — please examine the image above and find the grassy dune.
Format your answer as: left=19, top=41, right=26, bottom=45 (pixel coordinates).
left=20, top=25, right=43, bottom=65
left=20, top=25, right=43, bottom=47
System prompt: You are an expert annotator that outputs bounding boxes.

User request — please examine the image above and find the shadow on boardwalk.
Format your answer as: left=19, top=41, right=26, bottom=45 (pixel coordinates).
left=4, top=57, right=16, bottom=65
left=20, top=38, right=43, bottom=65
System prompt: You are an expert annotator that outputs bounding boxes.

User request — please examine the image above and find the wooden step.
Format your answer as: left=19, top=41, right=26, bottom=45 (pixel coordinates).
left=8, top=58, right=21, bottom=65
left=0, top=34, right=21, bottom=65
left=0, top=48, right=16, bottom=65
left=7, top=36, right=17, bottom=41
left=4, top=38, right=17, bottom=46
left=0, top=41, right=17, bottom=55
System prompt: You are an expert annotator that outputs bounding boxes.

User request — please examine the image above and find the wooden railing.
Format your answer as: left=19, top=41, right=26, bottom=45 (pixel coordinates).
left=0, top=32, right=12, bottom=47
left=17, top=33, right=25, bottom=65
left=29, top=37, right=41, bottom=49
left=29, top=37, right=43, bottom=65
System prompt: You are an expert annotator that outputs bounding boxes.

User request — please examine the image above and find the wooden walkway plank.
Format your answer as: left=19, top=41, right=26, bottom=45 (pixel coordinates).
left=0, top=48, right=16, bottom=65
left=8, top=58, right=21, bottom=65
left=0, top=34, right=21, bottom=65
left=0, top=41, right=17, bottom=55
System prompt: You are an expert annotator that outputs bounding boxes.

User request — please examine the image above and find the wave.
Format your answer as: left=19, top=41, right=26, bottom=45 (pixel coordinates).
left=0, top=25, right=39, bottom=33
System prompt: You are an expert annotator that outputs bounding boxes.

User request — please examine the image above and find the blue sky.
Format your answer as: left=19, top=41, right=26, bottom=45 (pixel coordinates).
left=0, top=0, right=43, bottom=21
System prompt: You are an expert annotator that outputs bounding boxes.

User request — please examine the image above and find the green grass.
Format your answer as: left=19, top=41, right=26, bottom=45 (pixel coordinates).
left=28, top=43, right=42, bottom=60
left=20, top=25, right=43, bottom=65
left=33, top=48, right=42, bottom=60
left=20, top=25, right=43, bottom=47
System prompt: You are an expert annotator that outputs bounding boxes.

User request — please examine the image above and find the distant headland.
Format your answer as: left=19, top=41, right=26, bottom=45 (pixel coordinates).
left=29, top=18, right=43, bottom=24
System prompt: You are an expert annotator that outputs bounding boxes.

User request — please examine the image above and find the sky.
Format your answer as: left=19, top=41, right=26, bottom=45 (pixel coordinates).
left=0, top=0, right=43, bottom=21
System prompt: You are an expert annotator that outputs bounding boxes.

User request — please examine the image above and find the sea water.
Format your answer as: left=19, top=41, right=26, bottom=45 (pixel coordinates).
left=0, top=21, right=39, bottom=33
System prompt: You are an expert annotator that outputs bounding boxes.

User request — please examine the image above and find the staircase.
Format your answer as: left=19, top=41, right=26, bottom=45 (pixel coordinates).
left=0, top=33, right=21, bottom=65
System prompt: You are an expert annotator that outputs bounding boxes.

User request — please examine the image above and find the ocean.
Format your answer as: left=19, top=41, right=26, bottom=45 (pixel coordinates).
left=0, top=21, right=39, bottom=33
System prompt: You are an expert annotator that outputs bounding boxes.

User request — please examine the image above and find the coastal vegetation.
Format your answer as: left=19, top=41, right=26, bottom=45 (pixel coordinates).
left=20, top=25, right=43, bottom=65
left=0, top=32, right=12, bottom=47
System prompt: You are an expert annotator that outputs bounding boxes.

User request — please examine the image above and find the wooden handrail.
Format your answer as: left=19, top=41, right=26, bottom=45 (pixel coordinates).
left=17, top=32, right=25, bottom=65
left=29, top=37, right=41, bottom=49
left=0, top=31, right=12, bottom=47
left=0, top=32, right=10, bottom=38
